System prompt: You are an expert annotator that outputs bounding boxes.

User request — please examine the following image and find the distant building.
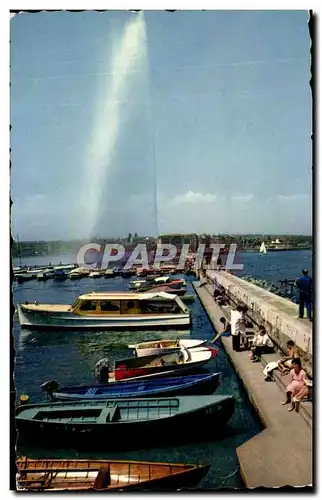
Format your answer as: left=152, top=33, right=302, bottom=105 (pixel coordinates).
left=157, top=234, right=199, bottom=264
left=158, top=233, right=199, bottom=252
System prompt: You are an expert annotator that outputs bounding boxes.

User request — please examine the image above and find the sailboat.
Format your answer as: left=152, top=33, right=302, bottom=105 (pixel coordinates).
left=259, top=242, right=267, bottom=254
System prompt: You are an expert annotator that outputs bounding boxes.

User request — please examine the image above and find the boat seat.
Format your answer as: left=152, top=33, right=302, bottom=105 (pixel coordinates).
left=109, top=405, right=121, bottom=422
left=93, top=468, right=111, bottom=490
left=98, top=405, right=121, bottom=423
left=18, top=472, right=52, bottom=490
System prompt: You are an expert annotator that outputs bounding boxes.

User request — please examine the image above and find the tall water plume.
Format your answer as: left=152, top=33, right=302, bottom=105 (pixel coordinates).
left=80, top=12, right=153, bottom=238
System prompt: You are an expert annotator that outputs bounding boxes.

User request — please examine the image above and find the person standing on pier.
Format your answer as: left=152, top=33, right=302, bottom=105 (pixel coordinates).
left=230, top=305, right=244, bottom=352
left=295, top=269, right=312, bottom=321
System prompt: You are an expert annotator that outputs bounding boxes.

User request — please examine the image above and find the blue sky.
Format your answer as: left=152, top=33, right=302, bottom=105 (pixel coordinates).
left=10, top=10, right=312, bottom=240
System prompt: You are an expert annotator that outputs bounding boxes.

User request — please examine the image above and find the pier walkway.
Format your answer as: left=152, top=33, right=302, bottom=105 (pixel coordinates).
left=193, top=282, right=313, bottom=489
left=206, top=270, right=312, bottom=376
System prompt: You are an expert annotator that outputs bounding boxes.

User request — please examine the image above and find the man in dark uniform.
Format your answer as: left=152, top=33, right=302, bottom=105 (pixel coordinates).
left=295, top=269, right=312, bottom=321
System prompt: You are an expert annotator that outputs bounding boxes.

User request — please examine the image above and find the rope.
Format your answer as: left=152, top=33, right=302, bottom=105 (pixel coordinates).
left=212, top=466, right=239, bottom=482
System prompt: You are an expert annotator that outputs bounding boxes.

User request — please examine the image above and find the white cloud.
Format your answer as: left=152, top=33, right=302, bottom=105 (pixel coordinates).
left=165, top=190, right=217, bottom=206
left=232, top=194, right=254, bottom=202
left=275, top=194, right=309, bottom=202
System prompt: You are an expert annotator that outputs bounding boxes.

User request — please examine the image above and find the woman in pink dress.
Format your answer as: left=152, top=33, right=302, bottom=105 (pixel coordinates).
left=282, top=358, right=308, bottom=411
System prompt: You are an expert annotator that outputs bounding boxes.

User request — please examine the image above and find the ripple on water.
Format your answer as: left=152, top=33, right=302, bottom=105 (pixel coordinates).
left=12, top=272, right=263, bottom=489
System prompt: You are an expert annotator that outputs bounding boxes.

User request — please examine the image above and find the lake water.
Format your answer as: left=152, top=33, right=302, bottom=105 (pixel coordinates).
left=11, top=250, right=312, bottom=489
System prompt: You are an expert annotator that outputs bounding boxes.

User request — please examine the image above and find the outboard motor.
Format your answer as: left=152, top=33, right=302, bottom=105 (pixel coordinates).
left=94, top=358, right=110, bottom=382
left=41, top=380, right=60, bottom=400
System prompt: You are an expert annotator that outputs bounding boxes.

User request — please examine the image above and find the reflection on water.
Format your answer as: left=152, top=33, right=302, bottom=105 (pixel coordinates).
left=12, top=271, right=263, bottom=489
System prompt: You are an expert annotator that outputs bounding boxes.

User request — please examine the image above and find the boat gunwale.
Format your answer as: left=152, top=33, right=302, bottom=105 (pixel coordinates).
left=16, top=394, right=234, bottom=420
left=17, top=457, right=207, bottom=470
left=52, top=372, right=221, bottom=399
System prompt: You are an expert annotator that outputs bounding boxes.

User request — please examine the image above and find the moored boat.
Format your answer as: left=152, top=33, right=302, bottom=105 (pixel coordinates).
left=181, top=294, right=195, bottom=304
left=143, top=284, right=187, bottom=296
left=17, top=291, right=191, bottom=330
left=121, top=269, right=136, bottom=278
left=128, top=279, right=147, bottom=290
left=37, top=272, right=49, bottom=281
left=69, top=269, right=83, bottom=280
left=89, top=271, right=101, bottom=278
left=159, top=265, right=177, bottom=275
left=53, top=270, right=68, bottom=281
left=129, top=277, right=186, bottom=292
left=129, top=338, right=207, bottom=357
left=15, top=273, right=34, bottom=283
left=16, top=457, right=211, bottom=491
left=104, top=269, right=115, bottom=278
left=15, top=394, right=235, bottom=448
left=42, top=373, right=222, bottom=401
left=95, top=347, right=218, bottom=382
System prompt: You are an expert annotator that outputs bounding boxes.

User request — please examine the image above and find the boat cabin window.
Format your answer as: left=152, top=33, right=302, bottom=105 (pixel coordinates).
left=121, top=300, right=139, bottom=314
left=140, top=300, right=181, bottom=314
left=100, top=301, right=120, bottom=312
left=79, top=300, right=98, bottom=311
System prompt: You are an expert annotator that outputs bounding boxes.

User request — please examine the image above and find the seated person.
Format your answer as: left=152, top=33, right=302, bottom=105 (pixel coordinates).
left=290, top=380, right=312, bottom=412
left=282, top=358, right=308, bottom=412
left=263, top=340, right=299, bottom=381
left=216, top=292, right=229, bottom=306
left=278, top=340, right=300, bottom=374
left=249, top=326, right=274, bottom=362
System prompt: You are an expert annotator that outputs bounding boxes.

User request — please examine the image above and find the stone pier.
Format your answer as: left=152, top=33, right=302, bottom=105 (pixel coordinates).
left=193, top=276, right=313, bottom=489
left=206, top=270, right=312, bottom=376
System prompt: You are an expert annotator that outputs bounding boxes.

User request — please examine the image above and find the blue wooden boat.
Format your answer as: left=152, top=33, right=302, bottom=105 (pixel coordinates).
left=53, top=270, right=68, bottom=280
left=43, top=373, right=221, bottom=401
left=16, top=395, right=235, bottom=449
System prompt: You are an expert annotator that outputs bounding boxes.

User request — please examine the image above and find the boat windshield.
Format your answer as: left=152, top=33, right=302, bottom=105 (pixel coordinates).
left=78, top=300, right=98, bottom=311
left=71, top=299, right=81, bottom=309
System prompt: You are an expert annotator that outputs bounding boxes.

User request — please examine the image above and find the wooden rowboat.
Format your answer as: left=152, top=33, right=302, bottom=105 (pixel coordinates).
left=128, top=338, right=207, bottom=357
left=44, top=373, right=222, bottom=401
left=16, top=395, right=235, bottom=449
left=16, top=457, right=210, bottom=491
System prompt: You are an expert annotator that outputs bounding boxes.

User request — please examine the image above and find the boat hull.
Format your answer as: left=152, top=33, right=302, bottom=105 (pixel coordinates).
left=16, top=458, right=210, bottom=491
left=16, top=395, right=235, bottom=450
left=109, top=348, right=218, bottom=382
left=17, top=304, right=191, bottom=330
left=51, top=373, right=221, bottom=401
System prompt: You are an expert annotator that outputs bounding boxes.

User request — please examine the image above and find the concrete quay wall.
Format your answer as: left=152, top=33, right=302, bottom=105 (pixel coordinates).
left=193, top=282, right=312, bottom=488
left=206, top=270, right=312, bottom=376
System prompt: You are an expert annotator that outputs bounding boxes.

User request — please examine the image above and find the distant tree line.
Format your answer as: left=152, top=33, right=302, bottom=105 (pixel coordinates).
left=12, top=234, right=312, bottom=258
